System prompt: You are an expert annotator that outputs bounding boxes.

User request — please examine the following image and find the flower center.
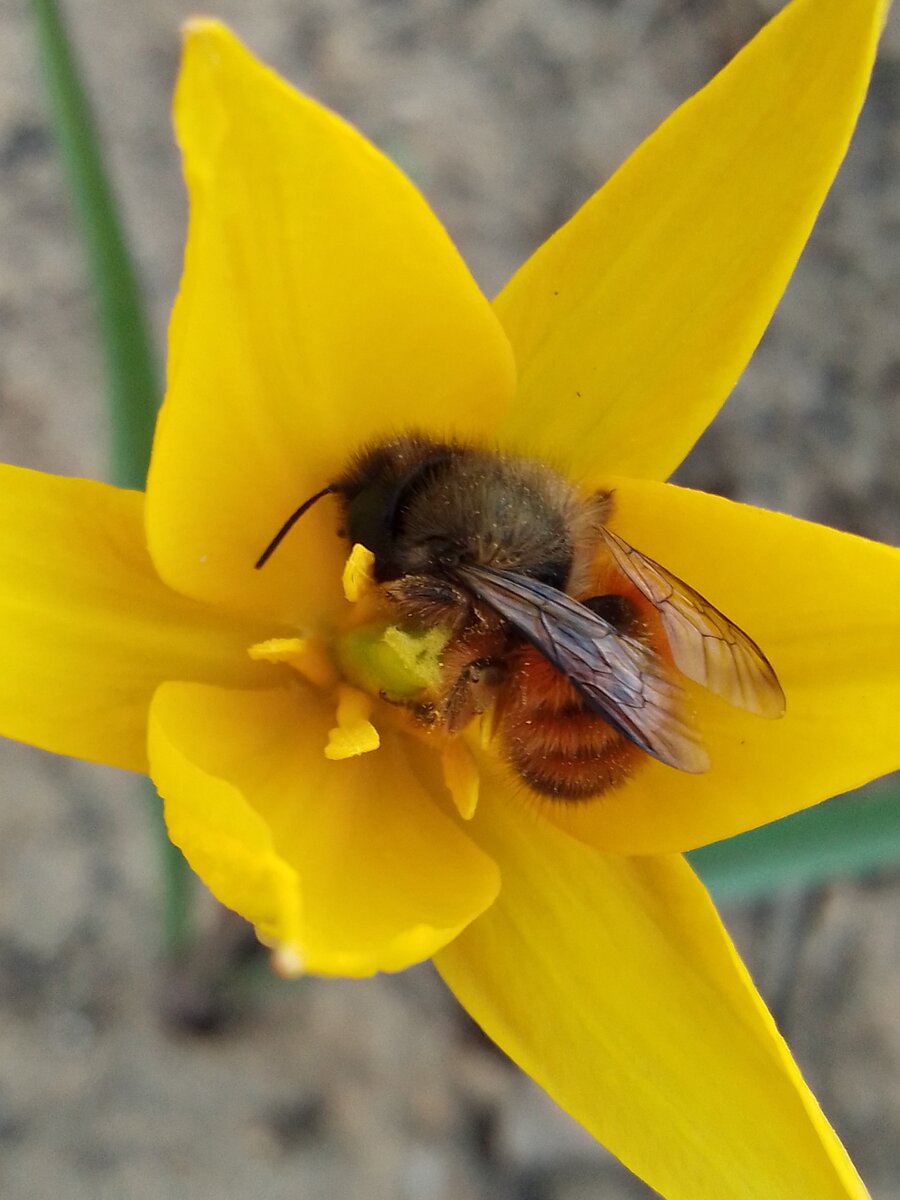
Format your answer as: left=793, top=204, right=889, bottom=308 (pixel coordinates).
left=247, top=543, right=483, bottom=819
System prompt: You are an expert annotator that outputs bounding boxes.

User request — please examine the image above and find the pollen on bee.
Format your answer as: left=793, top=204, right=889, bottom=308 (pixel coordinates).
left=325, top=684, right=381, bottom=760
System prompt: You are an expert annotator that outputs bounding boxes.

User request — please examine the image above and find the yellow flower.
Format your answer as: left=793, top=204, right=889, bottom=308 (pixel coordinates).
left=1, top=0, right=897, bottom=1196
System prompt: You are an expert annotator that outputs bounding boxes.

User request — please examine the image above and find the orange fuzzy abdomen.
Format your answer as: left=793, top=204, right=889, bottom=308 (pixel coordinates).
left=499, top=573, right=670, bottom=801
left=500, top=650, right=644, bottom=799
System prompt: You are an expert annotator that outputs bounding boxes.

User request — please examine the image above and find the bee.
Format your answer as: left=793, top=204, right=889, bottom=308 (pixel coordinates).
left=255, top=435, right=785, bottom=800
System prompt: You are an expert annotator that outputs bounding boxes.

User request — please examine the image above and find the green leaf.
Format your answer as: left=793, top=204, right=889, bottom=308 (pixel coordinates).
left=31, top=0, right=191, bottom=955
left=31, top=0, right=159, bottom=488
left=689, top=779, right=900, bottom=901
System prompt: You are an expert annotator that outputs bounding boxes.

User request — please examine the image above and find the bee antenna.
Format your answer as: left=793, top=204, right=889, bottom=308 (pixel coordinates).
left=254, top=485, right=340, bottom=569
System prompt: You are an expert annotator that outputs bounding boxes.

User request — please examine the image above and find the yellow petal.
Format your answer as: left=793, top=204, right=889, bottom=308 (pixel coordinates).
left=0, top=466, right=271, bottom=772
left=495, top=0, right=887, bottom=480
left=435, top=791, right=868, bottom=1200
left=150, top=695, right=304, bottom=958
left=148, top=681, right=500, bottom=976
left=146, top=21, right=515, bottom=628
left=545, top=478, right=900, bottom=855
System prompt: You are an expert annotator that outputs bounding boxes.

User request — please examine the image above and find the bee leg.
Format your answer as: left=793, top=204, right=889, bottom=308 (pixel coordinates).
left=378, top=690, right=439, bottom=727
left=443, top=656, right=506, bottom=734
left=383, top=574, right=472, bottom=632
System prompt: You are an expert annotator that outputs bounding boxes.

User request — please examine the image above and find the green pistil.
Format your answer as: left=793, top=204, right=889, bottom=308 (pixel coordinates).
left=335, top=621, right=448, bottom=702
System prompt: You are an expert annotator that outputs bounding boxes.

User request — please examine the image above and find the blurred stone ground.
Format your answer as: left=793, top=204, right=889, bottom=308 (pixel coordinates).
left=0, top=0, right=898, bottom=1197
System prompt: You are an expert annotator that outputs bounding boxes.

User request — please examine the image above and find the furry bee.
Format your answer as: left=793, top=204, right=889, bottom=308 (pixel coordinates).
left=256, top=435, right=785, bottom=800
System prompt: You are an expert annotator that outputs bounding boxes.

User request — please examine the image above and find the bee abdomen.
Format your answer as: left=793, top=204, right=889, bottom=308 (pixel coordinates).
left=500, top=650, right=642, bottom=801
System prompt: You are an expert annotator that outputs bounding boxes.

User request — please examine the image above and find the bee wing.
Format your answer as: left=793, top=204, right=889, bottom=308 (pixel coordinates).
left=597, top=526, right=785, bottom=718
left=455, top=563, right=709, bottom=774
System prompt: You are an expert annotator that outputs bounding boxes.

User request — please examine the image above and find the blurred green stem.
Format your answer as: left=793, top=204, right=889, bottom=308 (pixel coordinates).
left=31, top=0, right=191, bottom=954
left=146, top=778, right=193, bottom=953
left=31, top=0, right=158, bottom=489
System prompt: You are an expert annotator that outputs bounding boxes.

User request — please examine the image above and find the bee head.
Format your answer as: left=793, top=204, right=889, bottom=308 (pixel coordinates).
left=338, top=437, right=462, bottom=581
left=256, top=435, right=579, bottom=594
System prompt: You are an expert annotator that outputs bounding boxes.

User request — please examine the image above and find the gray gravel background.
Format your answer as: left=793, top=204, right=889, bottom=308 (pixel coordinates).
left=0, top=1, right=898, bottom=1198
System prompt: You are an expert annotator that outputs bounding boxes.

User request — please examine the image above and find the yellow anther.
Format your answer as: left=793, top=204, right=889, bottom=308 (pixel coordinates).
left=442, top=739, right=480, bottom=821
left=342, top=543, right=376, bottom=603
left=248, top=636, right=338, bottom=690
left=325, top=685, right=381, bottom=760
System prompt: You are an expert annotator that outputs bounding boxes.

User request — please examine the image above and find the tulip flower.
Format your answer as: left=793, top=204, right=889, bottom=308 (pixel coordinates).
left=2, top=0, right=896, bottom=1195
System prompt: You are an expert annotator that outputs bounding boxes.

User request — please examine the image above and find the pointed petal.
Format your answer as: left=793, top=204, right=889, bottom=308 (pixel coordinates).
left=436, top=794, right=868, bottom=1200
left=495, top=0, right=887, bottom=480
left=0, top=466, right=271, bottom=772
left=146, top=21, right=515, bottom=627
left=545, top=478, right=900, bottom=855
left=148, top=681, right=500, bottom=976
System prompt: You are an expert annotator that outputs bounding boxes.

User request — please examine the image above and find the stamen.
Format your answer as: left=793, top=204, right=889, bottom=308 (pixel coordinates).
left=442, top=739, right=481, bottom=820
left=249, top=636, right=338, bottom=689
left=325, top=685, right=381, bottom=760
left=342, top=543, right=376, bottom=603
